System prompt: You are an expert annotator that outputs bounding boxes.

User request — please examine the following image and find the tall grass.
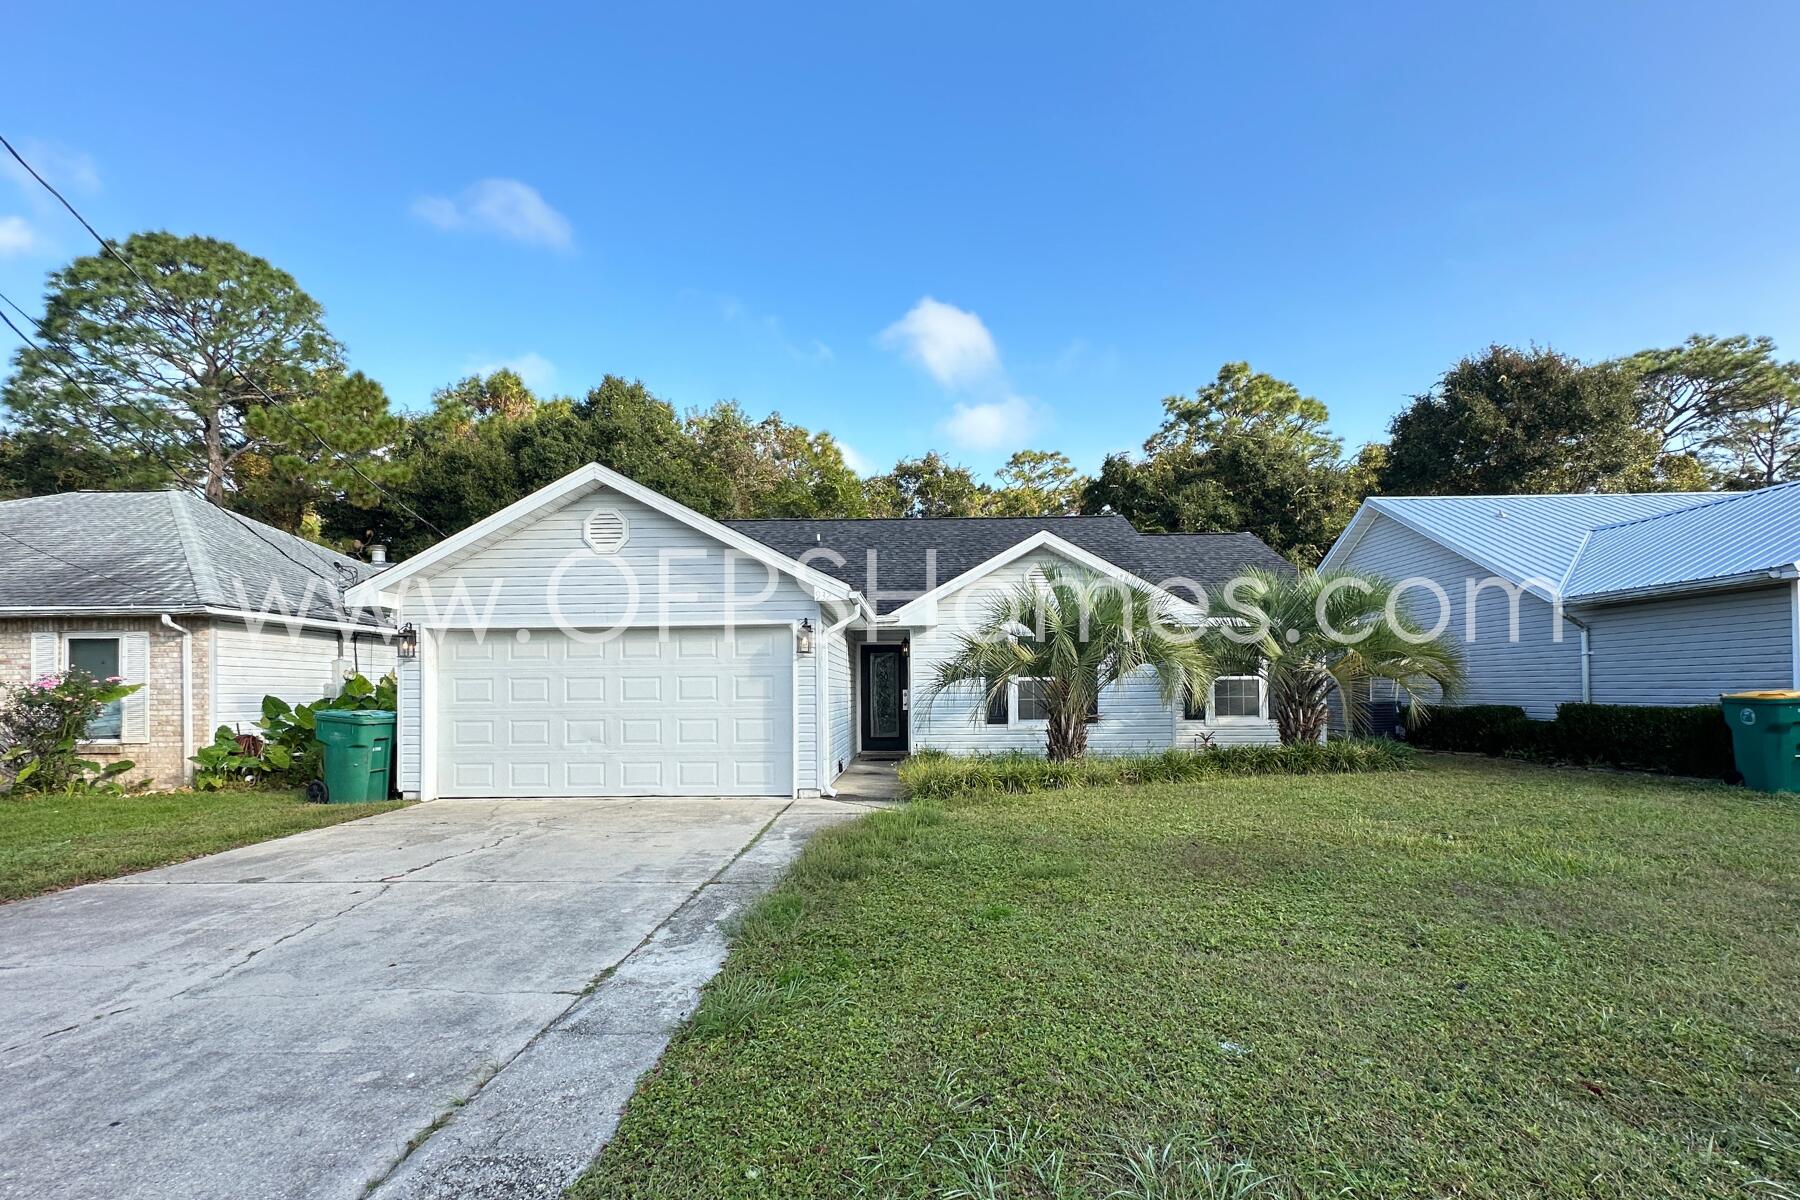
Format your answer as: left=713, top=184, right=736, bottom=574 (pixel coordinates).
left=897, top=740, right=1414, bottom=799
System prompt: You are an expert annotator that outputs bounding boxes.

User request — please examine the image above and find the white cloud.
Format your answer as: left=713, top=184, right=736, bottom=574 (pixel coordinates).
left=468, top=351, right=557, bottom=392
left=0, top=216, right=40, bottom=257
left=879, top=297, right=1001, bottom=390
left=412, top=179, right=573, bottom=250
left=0, top=139, right=100, bottom=198
left=835, top=440, right=871, bottom=474
left=942, top=394, right=1040, bottom=451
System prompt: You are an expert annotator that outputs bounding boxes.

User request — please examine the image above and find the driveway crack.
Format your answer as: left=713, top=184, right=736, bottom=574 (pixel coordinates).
left=359, top=800, right=796, bottom=1197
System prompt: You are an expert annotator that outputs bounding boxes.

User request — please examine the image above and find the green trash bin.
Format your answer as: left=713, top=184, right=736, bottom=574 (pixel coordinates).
left=313, top=709, right=395, bottom=803
left=1720, top=691, right=1800, bottom=793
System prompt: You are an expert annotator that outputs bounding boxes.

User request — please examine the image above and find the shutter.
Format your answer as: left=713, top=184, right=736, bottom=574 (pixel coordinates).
left=120, top=632, right=151, bottom=744
left=29, top=632, right=57, bottom=680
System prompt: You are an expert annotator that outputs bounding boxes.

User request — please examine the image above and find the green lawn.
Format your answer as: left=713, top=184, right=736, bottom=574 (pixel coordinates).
left=575, top=756, right=1800, bottom=1200
left=0, top=788, right=407, bottom=902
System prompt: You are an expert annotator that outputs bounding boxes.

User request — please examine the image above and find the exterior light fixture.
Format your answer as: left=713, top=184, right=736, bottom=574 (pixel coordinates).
left=796, top=618, right=815, bottom=656
left=396, top=623, right=419, bottom=660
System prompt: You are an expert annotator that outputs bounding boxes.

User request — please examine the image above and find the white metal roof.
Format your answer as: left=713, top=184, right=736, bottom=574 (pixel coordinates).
left=1325, top=486, right=1800, bottom=603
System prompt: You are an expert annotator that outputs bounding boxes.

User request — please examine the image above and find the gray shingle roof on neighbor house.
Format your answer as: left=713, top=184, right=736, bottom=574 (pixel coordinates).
left=0, top=491, right=388, bottom=625
left=726, top=515, right=1294, bottom=612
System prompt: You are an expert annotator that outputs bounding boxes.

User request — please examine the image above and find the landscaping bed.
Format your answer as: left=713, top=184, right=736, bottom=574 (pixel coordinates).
left=0, top=789, right=407, bottom=902
left=897, top=739, right=1414, bottom=799
left=575, top=756, right=1800, bottom=1199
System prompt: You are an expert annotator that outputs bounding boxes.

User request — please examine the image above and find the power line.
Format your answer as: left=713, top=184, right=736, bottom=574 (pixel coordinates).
left=0, top=290, right=205, bottom=492
left=2, top=288, right=365, bottom=594
left=0, top=132, right=444, bottom=539
left=0, top=526, right=154, bottom=598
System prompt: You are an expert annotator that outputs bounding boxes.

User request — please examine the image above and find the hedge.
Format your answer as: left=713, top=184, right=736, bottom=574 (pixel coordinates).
left=1410, top=701, right=1738, bottom=781
left=896, top=740, right=1416, bottom=799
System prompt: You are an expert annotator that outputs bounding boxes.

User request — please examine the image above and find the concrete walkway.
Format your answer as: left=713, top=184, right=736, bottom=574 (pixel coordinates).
left=0, top=795, right=863, bottom=1200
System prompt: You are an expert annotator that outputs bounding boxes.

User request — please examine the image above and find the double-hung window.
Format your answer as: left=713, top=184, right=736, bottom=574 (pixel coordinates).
left=66, top=636, right=124, bottom=740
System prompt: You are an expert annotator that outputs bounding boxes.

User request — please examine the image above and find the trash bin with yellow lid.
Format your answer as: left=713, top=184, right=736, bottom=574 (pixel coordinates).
left=1720, top=691, right=1800, bottom=793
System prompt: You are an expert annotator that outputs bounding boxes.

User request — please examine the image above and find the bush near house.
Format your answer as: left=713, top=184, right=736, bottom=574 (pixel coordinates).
left=1412, top=702, right=1738, bottom=780
left=191, top=672, right=396, bottom=791
left=897, top=740, right=1415, bottom=799
left=0, top=670, right=143, bottom=795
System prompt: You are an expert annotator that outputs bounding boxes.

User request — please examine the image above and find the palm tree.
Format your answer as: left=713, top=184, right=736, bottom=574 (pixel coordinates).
left=929, top=568, right=1215, bottom=761
left=1203, top=568, right=1464, bottom=745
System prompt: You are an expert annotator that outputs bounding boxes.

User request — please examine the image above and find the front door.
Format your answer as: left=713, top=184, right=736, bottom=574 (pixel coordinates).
left=859, top=644, right=909, bottom=752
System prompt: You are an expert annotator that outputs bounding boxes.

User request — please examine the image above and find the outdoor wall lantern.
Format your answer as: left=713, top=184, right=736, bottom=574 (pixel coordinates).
left=796, top=618, right=815, bottom=656
left=396, top=623, right=420, bottom=660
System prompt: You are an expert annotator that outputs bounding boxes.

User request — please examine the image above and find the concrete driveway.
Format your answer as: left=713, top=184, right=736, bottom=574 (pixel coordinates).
left=0, top=795, right=862, bottom=1200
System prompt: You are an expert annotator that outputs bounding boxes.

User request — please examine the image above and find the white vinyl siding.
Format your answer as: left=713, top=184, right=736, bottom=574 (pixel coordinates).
left=397, top=486, right=822, bottom=628
left=1333, top=511, right=1582, bottom=720
left=211, top=624, right=347, bottom=731
left=826, top=628, right=852, bottom=780
left=903, top=547, right=1266, bottom=754
left=397, top=657, right=422, bottom=794
left=1583, top=585, right=1793, bottom=706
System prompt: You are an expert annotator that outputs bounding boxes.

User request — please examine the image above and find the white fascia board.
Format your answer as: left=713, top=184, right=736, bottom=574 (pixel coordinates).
left=343, top=463, right=858, bottom=608
left=882, top=530, right=1205, bottom=626
left=1318, top=503, right=1374, bottom=571
left=1565, top=566, right=1800, bottom=609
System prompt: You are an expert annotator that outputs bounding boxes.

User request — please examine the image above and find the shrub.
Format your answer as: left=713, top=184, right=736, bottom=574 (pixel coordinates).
left=193, top=672, right=397, bottom=791
left=896, top=740, right=1415, bottom=799
left=1553, top=702, right=1736, bottom=780
left=1408, top=704, right=1537, bottom=755
left=1409, top=701, right=1739, bottom=781
left=0, top=669, right=143, bottom=794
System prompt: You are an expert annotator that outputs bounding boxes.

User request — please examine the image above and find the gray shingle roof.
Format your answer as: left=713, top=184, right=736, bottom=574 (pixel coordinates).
left=725, top=515, right=1293, bottom=613
left=0, top=491, right=387, bottom=625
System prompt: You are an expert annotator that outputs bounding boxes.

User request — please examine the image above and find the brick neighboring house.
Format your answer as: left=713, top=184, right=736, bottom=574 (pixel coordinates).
left=0, top=492, right=395, bottom=789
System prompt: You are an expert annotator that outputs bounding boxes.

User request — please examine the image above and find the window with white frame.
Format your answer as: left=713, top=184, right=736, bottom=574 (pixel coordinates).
left=1210, top=675, right=1263, bottom=720
left=1014, top=677, right=1053, bottom=724
left=66, top=636, right=124, bottom=739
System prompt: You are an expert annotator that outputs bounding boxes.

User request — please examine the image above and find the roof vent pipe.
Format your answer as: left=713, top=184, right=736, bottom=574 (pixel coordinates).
left=368, top=544, right=388, bottom=564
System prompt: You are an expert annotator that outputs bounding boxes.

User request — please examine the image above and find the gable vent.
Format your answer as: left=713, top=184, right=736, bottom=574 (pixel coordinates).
left=584, top=509, right=629, bottom=554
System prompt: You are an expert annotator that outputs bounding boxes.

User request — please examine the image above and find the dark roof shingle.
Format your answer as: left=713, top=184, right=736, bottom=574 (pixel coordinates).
left=726, top=515, right=1291, bottom=612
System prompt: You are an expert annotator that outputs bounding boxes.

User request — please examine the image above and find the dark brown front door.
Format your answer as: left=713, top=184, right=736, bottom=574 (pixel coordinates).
left=859, top=644, right=909, bottom=752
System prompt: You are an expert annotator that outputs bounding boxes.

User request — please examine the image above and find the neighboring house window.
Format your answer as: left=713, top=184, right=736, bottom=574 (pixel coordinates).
left=67, top=636, right=123, bottom=740
left=985, top=677, right=1009, bottom=725
left=1014, top=677, right=1053, bottom=724
left=1211, top=676, right=1263, bottom=720
left=1183, top=683, right=1206, bottom=721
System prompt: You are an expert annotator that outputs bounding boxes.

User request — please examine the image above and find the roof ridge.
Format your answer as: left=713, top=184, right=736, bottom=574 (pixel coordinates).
left=1583, top=480, right=1800, bottom=534
left=164, top=492, right=216, bottom=606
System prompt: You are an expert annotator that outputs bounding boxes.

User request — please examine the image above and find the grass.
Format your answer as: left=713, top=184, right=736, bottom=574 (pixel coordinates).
left=573, top=756, right=1800, bottom=1200
left=0, top=788, right=407, bottom=902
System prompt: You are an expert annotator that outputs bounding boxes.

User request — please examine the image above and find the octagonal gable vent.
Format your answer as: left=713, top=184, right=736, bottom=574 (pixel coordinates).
left=584, top=508, right=629, bottom=554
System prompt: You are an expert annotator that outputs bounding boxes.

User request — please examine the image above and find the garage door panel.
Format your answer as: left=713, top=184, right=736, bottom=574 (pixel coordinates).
left=437, top=627, right=793, bottom=797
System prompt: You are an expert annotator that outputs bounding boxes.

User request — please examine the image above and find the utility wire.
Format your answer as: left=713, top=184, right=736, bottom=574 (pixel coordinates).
left=1, top=131, right=445, bottom=539
left=2, top=290, right=366, bottom=601
left=0, top=289, right=206, bottom=492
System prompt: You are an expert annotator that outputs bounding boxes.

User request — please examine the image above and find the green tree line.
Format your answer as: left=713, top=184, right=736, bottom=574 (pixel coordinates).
left=4, top=233, right=1797, bottom=563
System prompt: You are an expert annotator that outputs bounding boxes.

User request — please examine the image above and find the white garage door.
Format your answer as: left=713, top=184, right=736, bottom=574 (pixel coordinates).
left=436, top=626, right=794, bottom=797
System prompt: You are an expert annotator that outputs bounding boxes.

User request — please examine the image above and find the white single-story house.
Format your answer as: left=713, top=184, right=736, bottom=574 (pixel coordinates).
left=346, top=463, right=1293, bottom=800
left=0, top=491, right=396, bottom=788
left=1321, top=484, right=1800, bottom=723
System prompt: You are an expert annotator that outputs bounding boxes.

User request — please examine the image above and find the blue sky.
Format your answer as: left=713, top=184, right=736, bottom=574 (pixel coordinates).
left=5, top=2, right=1799, bottom=479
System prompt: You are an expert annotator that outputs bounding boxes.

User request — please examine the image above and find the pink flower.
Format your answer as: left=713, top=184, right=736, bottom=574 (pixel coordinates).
left=106, top=676, right=124, bottom=683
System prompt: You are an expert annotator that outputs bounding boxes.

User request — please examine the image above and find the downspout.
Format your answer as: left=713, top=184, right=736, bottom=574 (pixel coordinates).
left=1563, top=612, right=1593, bottom=705
left=160, top=615, right=194, bottom=784
left=816, top=597, right=869, bottom=797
